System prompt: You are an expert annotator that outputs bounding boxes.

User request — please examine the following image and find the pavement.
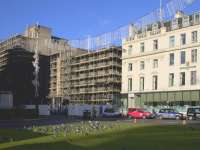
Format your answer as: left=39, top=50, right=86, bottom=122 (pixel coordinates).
left=0, top=116, right=70, bottom=129
left=0, top=116, right=200, bottom=129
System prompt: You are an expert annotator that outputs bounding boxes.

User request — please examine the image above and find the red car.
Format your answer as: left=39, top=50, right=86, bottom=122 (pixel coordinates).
left=127, top=108, right=152, bottom=119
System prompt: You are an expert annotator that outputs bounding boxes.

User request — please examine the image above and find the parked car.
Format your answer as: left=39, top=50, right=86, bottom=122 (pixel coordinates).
left=187, top=107, right=200, bottom=120
left=127, top=108, right=153, bottom=119
left=157, top=108, right=183, bottom=120
left=102, top=108, right=121, bottom=117
left=178, top=106, right=190, bottom=119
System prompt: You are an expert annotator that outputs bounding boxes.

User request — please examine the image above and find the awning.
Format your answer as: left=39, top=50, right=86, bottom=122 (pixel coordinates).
left=140, top=93, right=146, bottom=103
left=182, top=91, right=190, bottom=101
left=174, top=91, right=182, bottom=101
left=160, top=92, right=167, bottom=102
left=191, top=91, right=199, bottom=101
left=146, top=93, right=153, bottom=102
left=154, top=93, right=160, bottom=102
left=168, top=92, right=175, bottom=101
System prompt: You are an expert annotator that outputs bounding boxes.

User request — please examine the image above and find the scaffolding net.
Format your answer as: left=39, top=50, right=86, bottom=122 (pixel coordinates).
left=68, top=0, right=196, bottom=51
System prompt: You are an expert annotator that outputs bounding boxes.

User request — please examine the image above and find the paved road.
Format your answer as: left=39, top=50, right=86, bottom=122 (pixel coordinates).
left=0, top=116, right=70, bottom=129
left=121, top=118, right=200, bottom=126
left=0, top=117, right=200, bottom=129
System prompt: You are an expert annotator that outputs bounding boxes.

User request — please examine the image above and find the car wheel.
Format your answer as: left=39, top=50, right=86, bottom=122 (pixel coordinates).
left=175, top=116, right=180, bottom=120
left=159, top=116, right=163, bottom=120
left=188, top=116, right=193, bottom=120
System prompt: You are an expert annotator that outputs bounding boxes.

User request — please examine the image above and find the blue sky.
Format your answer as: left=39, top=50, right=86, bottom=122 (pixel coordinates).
left=0, top=0, right=200, bottom=40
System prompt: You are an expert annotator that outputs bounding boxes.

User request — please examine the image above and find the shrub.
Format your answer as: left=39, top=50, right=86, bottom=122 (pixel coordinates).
left=0, top=108, right=38, bottom=120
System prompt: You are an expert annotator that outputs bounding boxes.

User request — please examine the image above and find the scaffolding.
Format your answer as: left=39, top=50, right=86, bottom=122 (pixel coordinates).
left=69, top=46, right=121, bottom=104
left=49, top=40, right=87, bottom=109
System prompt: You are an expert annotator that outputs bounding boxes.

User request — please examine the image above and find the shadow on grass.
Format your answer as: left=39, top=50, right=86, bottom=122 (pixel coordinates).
left=0, top=129, right=48, bottom=143
left=0, top=140, right=85, bottom=150
left=1, top=125, right=200, bottom=150
left=85, top=125, right=200, bottom=150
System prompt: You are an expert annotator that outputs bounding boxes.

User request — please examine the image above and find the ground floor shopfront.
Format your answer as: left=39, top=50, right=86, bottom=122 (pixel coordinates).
left=120, top=90, right=200, bottom=113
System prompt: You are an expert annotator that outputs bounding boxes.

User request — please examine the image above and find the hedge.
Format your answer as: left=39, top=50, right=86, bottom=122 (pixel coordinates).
left=0, top=108, right=38, bottom=120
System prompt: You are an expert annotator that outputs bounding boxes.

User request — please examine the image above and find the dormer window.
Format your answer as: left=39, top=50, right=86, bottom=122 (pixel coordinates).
left=129, top=24, right=137, bottom=38
left=142, top=26, right=147, bottom=33
left=182, top=16, right=190, bottom=27
left=193, top=12, right=200, bottom=24
left=152, top=23, right=159, bottom=31
left=150, top=23, right=161, bottom=35
left=137, top=26, right=147, bottom=39
left=171, top=19, right=179, bottom=30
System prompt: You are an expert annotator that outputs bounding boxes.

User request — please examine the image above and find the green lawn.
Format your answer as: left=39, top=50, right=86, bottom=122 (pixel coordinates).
left=0, top=123, right=200, bottom=150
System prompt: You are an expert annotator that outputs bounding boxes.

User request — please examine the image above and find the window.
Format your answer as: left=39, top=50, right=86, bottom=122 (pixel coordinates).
left=180, top=51, right=186, bottom=64
left=169, top=73, right=174, bottom=87
left=194, top=13, right=200, bottom=23
left=195, top=108, right=200, bottom=113
left=140, top=61, right=145, bottom=70
left=140, top=77, right=144, bottom=91
left=169, top=36, right=175, bottom=48
left=180, top=33, right=186, bottom=45
left=191, top=71, right=197, bottom=85
left=128, top=45, right=133, bottom=55
left=169, top=53, right=174, bottom=65
left=182, top=16, right=190, bottom=27
left=152, top=75, right=158, bottom=90
left=140, top=42, right=145, bottom=53
left=153, top=59, right=158, bottom=68
left=128, top=63, right=133, bottom=71
left=153, top=40, right=158, bottom=50
left=180, top=72, right=185, bottom=86
left=171, top=19, right=179, bottom=30
left=152, top=23, right=159, bottom=30
left=128, top=78, right=132, bottom=92
left=188, top=108, right=195, bottom=113
left=191, top=49, right=197, bottom=63
left=192, top=31, right=198, bottom=43
left=122, top=49, right=127, bottom=53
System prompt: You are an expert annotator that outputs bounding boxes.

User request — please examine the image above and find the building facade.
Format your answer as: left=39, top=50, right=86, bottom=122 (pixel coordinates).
left=122, top=11, right=200, bottom=110
left=70, top=47, right=122, bottom=105
left=0, top=24, right=122, bottom=109
left=0, top=38, right=50, bottom=106
left=0, top=25, right=69, bottom=106
left=49, top=47, right=86, bottom=110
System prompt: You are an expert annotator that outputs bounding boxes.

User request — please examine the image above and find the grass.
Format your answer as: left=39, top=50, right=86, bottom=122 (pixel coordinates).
left=0, top=123, right=200, bottom=150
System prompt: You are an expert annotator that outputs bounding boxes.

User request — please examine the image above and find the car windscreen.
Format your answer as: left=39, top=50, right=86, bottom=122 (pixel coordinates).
left=194, top=108, right=200, bottom=113
left=188, top=108, right=195, bottom=113
left=143, top=108, right=149, bottom=112
left=104, top=108, right=114, bottom=113
left=168, top=109, right=176, bottom=113
left=128, top=108, right=136, bottom=112
left=173, top=109, right=179, bottom=113
left=159, top=109, right=166, bottom=113
left=138, top=110, right=144, bottom=113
